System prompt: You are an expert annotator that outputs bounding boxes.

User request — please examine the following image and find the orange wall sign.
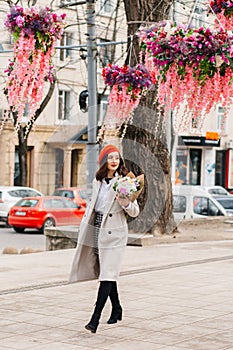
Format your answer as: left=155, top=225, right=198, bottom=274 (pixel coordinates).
left=205, top=132, right=219, bottom=141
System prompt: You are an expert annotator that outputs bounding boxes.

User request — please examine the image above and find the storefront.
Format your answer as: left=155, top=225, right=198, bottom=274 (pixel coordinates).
left=175, top=134, right=221, bottom=186
left=226, top=149, right=233, bottom=191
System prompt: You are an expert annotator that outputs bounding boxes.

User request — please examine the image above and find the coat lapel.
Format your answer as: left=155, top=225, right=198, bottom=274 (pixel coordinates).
left=82, top=179, right=101, bottom=225
left=105, top=186, right=117, bottom=211
left=91, top=179, right=101, bottom=204
left=101, top=185, right=117, bottom=224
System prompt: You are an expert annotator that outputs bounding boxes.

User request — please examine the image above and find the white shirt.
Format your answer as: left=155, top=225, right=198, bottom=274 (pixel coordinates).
left=94, top=178, right=115, bottom=214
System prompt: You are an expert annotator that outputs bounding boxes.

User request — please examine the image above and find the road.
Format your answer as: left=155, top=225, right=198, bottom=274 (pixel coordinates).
left=0, top=225, right=46, bottom=253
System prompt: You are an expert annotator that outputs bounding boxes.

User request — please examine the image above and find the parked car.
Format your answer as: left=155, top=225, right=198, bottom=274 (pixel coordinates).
left=0, top=186, right=43, bottom=225
left=173, top=185, right=229, bottom=221
left=199, top=185, right=231, bottom=196
left=52, top=187, right=88, bottom=207
left=214, top=196, right=233, bottom=215
left=8, top=196, right=85, bottom=234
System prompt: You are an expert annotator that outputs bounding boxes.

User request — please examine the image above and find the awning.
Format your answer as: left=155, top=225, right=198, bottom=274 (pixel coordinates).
left=46, top=125, right=87, bottom=144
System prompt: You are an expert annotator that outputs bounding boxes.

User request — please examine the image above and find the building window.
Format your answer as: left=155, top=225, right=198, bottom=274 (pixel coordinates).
left=175, top=149, right=188, bottom=185
left=99, top=39, right=111, bottom=67
left=215, top=151, right=226, bottom=187
left=18, top=102, right=30, bottom=124
left=191, top=118, right=198, bottom=129
left=189, top=149, right=202, bottom=185
left=14, top=149, right=20, bottom=186
left=99, top=0, right=113, bottom=15
left=5, top=34, right=14, bottom=45
left=191, top=6, right=205, bottom=28
left=0, top=109, right=11, bottom=122
left=14, top=146, right=33, bottom=186
left=60, top=32, right=74, bottom=61
left=58, top=90, right=71, bottom=121
left=99, top=97, right=108, bottom=124
left=217, top=105, right=226, bottom=133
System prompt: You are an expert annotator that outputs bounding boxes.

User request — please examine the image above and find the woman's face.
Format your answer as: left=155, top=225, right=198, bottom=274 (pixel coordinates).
left=107, top=151, right=120, bottom=175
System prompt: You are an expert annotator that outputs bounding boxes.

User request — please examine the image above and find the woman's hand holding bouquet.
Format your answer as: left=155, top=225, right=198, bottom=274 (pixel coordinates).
left=113, top=172, right=144, bottom=206
left=116, top=195, right=130, bottom=208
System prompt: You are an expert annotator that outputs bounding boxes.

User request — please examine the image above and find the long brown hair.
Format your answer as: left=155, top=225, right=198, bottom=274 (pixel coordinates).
left=96, top=154, right=128, bottom=181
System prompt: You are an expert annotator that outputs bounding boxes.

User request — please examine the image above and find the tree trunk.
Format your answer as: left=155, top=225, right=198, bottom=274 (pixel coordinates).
left=17, top=126, right=28, bottom=187
left=123, top=0, right=176, bottom=234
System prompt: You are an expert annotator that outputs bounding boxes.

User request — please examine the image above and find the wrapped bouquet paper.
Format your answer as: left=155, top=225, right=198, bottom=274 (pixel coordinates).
left=113, top=172, right=144, bottom=202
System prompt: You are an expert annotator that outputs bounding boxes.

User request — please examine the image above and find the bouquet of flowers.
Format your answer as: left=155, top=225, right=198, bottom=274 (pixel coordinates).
left=4, top=6, right=66, bottom=129
left=113, top=172, right=144, bottom=202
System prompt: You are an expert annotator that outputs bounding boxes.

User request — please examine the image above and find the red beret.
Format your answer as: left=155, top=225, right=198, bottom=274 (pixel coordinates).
left=98, top=144, right=120, bottom=164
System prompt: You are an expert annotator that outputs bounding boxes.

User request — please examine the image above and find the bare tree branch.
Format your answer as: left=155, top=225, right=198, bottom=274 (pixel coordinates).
left=23, top=77, right=56, bottom=137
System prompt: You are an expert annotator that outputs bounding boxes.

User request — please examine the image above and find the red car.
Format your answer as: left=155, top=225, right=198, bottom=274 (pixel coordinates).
left=8, top=196, right=85, bottom=233
left=52, top=187, right=88, bottom=207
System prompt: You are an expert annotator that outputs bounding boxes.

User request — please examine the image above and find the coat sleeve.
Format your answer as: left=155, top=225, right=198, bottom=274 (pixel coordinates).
left=123, top=200, right=140, bottom=218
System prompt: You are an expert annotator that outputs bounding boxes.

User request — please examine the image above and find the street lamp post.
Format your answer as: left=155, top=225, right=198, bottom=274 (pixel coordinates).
left=86, top=0, right=99, bottom=195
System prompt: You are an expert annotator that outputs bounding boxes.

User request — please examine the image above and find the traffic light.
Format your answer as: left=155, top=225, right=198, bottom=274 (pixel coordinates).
left=79, top=90, right=88, bottom=113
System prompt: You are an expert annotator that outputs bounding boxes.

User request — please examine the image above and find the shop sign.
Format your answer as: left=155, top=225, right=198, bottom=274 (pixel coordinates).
left=178, top=136, right=220, bottom=147
left=205, top=131, right=219, bottom=140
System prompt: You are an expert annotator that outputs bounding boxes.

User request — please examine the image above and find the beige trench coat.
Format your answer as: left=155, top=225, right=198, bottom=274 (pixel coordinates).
left=69, top=178, right=140, bottom=282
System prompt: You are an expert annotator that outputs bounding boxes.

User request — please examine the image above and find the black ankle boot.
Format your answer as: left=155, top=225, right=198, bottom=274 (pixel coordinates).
left=108, top=282, right=122, bottom=324
left=107, top=306, right=122, bottom=324
left=85, top=313, right=100, bottom=333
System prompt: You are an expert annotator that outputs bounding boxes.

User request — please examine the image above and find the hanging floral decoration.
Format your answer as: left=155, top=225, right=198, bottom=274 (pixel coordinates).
left=210, top=0, right=233, bottom=30
left=137, top=21, right=233, bottom=131
left=100, top=64, right=151, bottom=137
left=4, top=6, right=66, bottom=127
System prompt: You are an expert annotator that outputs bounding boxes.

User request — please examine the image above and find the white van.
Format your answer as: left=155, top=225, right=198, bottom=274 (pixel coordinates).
left=198, top=185, right=231, bottom=196
left=173, top=185, right=229, bottom=221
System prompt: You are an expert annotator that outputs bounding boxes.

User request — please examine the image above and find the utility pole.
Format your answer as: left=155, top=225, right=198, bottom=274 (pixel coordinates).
left=86, top=0, right=99, bottom=195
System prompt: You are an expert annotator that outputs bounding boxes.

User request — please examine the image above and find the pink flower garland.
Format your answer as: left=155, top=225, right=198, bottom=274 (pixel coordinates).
left=156, top=65, right=233, bottom=131
left=7, top=32, right=55, bottom=124
left=215, top=11, right=233, bottom=30
left=138, top=22, right=233, bottom=133
left=104, top=85, right=142, bottom=128
left=102, top=64, right=151, bottom=130
left=4, top=6, right=66, bottom=128
left=210, top=0, right=233, bottom=30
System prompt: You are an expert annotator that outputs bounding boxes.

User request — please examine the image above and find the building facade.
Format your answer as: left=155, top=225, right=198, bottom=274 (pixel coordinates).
left=1, top=0, right=233, bottom=193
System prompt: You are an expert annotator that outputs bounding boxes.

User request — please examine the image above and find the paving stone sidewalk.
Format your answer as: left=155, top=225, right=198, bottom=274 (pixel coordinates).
left=1, top=240, right=233, bottom=350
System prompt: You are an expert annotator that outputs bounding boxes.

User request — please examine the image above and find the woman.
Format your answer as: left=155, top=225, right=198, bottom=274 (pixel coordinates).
left=69, top=144, right=140, bottom=333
